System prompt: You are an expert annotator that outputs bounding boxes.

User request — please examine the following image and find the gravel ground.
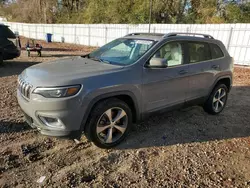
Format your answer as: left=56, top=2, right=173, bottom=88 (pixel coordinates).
left=0, top=38, right=250, bottom=187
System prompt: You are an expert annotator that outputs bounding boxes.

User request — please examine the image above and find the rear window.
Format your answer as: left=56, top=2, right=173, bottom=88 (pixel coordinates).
left=0, top=25, right=16, bottom=38
left=188, top=42, right=212, bottom=63
left=210, top=43, right=224, bottom=59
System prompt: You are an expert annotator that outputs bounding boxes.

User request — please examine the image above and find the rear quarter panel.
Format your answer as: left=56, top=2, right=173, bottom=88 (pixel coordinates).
left=209, top=55, right=233, bottom=94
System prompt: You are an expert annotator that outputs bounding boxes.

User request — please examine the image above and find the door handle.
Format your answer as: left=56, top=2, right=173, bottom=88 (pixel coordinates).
left=212, top=65, right=220, bottom=69
left=179, top=70, right=188, bottom=75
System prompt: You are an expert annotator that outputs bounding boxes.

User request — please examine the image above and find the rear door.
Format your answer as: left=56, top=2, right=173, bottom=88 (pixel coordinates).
left=186, top=41, right=214, bottom=101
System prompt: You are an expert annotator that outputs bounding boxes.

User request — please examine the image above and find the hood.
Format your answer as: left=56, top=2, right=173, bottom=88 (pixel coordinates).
left=20, top=56, right=123, bottom=86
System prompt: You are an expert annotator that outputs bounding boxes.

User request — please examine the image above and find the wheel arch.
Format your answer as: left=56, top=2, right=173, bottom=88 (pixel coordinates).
left=80, top=91, right=141, bottom=131
left=211, top=76, right=232, bottom=94
left=205, top=75, right=232, bottom=102
left=214, top=76, right=232, bottom=91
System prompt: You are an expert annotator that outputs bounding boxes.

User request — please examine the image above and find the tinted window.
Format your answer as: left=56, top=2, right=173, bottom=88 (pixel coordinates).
left=210, top=43, right=224, bottom=59
left=0, top=26, right=16, bottom=38
left=188, top=42, right=211, bottom=63
left=152, top=42, right=183, bottom=67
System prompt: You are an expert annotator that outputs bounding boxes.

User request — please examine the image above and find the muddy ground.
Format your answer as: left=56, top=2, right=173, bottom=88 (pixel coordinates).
left=0, top=38, right=250, bottom=187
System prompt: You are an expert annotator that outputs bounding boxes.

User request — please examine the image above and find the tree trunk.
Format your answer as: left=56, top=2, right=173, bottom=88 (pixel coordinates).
left=44, top=1, right=47, bottom=23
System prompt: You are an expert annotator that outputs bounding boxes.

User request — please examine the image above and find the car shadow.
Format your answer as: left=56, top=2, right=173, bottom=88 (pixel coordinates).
left=0, top=121, right=31, bottom=134
left=0, top=60, right=40, bottom=78
left=117, top=85, right=250, bottom=149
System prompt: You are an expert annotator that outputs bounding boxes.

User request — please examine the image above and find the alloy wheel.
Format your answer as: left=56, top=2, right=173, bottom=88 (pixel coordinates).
left=96, top=107, right=128, bottom=144
left=212, top=88, right=227, bottom=112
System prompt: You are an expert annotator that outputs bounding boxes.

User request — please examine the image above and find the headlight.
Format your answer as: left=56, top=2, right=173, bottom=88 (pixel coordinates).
left=33, top=85, right=81, bottom=98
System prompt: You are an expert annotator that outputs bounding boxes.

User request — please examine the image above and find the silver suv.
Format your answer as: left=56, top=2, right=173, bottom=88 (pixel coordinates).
left=17, top=32, right=233, bottom=148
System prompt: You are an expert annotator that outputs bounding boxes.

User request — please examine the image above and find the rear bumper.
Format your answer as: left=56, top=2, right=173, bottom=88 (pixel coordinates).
left=3, top=48, right=21, bottom=60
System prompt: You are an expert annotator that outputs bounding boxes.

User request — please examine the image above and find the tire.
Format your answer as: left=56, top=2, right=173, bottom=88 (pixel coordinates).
left=84, top=98, right=132, bottom=148
left=0, top=50, right=3, bottom=64
left=203, top=83, right=228, bottom=115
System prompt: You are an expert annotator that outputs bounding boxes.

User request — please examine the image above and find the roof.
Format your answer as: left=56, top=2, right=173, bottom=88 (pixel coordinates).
left=123, top=33, right=164, bottom=41
left=123, top=32, right=215, bottom=42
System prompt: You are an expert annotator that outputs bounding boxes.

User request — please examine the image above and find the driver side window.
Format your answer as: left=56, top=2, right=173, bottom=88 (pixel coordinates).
left=153, top=42, right=183, bottom=67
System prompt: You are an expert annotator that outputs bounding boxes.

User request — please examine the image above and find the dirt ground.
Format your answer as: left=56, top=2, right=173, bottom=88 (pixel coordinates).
left=0, top=38, right=250, bottom=188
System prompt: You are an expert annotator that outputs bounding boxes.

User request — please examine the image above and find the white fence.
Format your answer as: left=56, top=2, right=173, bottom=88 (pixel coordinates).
left=3, top=22, right=250, bottom=65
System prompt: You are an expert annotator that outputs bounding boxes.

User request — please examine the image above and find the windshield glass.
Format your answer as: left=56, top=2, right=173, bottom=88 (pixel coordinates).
left=88, top=38, right=155, bottom=66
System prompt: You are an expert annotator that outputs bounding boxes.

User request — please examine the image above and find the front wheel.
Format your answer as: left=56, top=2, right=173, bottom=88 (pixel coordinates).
left=203, top=84, right=228, bottom=115
left=84, top=98, right=132, bottom=148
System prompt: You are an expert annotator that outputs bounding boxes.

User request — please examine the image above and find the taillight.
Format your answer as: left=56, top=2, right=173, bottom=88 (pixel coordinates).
left=7, top=38, right=17, bottom=47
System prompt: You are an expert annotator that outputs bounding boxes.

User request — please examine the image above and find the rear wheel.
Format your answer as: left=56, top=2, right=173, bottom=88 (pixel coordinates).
left=84, top=98, right=132, bottom=148
left=203, top=84, right=228, bottom=115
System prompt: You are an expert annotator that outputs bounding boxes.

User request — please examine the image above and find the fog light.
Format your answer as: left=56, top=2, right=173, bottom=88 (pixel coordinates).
left=43, top=117, right=57, bottom=123
left=38, top=115, right=63, bottom=128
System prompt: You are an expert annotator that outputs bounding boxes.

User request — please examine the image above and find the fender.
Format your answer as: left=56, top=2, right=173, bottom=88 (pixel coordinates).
left=207, top=75, right=232, bottom=100
left=80, top=90, right=141, bottom=131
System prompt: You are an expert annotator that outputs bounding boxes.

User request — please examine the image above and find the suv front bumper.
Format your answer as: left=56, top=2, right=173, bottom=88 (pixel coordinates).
left=17, top=89, right=84, bottom=138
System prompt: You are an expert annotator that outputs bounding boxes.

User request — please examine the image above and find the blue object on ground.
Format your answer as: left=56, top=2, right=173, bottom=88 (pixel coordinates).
left=46, top=33, right=52, bottom=43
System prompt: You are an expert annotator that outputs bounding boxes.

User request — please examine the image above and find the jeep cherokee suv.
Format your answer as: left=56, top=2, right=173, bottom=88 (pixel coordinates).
left=17, top=32, right=233, bottom=148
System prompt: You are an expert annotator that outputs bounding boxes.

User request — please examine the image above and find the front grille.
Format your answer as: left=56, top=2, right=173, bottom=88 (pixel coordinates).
left=18, top=78, right=32, bottom=99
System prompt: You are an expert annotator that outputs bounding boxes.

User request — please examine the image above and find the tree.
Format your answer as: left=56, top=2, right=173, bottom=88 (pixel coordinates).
left=1, top=0, right=58, bottom=23
left=0, top=0, right=249, bottom=24
left=225, top=2, right=250, bottom=23
left=0, top=0, right=7, bottom=4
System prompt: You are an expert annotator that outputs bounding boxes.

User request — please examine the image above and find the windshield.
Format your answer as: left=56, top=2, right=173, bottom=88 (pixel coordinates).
left=88, top=38, right=155, bottom=66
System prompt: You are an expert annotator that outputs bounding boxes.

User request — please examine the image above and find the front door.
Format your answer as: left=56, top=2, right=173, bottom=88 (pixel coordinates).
left=142, top=41, right=189, bottom=113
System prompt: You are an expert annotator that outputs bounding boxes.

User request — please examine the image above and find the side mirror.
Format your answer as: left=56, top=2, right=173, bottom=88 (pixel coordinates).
left=147, top=57, right=168, bottom=68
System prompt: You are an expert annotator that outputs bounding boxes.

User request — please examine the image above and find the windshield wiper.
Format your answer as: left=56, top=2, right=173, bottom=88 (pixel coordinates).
left=100, top=59, right=111, bottom=64
left=90, top=57, right=110, bottom=64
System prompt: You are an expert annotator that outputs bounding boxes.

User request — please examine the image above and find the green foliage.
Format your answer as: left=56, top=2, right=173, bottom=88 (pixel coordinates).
left=0, top=0, right=249, bottom=24
left=225, top=2, right=250, bottom=23
left=78, top=0, right=150, bottom=24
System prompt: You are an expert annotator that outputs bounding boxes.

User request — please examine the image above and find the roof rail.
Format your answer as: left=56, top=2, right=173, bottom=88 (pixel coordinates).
left=164, top=32, right=214, bottom=39
left=125, top=33, right=164, bottom=37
